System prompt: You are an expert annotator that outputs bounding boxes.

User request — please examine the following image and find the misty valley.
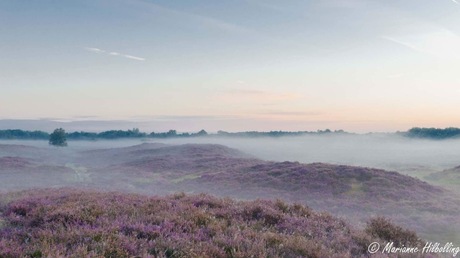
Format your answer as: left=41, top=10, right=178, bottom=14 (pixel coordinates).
left=1, top=134, right=460, bottom=257
left=4, top=0, right=460, bottom=256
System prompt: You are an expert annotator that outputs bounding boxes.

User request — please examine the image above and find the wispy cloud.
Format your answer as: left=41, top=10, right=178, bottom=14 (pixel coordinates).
left=386, top=73, right=406, bottom=79
left=126, top=0, right=250, bottom=34
left=257, top=110, right=323, bottom=117
left=317, top=0, right=365, bottom=9
left=84, top=47, right=146, bottom=61
left=226, top=89, right=268, bottom=95
left=243, top=0, right=294, bottom=13
left=85, top=47, right=105, bottom=53
left=382, top=27, right=460, bottom=60
left=220, top=89, right=303, bottom=104
left=452, top=0, right=459, bottom=5
left=148, top=115, right=233, bottom=121
left=123, top=55, right=146, bottom=61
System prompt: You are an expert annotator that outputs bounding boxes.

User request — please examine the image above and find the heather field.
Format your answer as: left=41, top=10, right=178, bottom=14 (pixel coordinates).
left=1, top=139, right=460, bottom=256
left=0, top=189, right=423, bottom=258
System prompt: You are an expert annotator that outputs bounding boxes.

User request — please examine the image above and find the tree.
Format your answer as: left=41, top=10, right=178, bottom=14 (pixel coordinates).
left=49, top=128, right=67, bottom=147
left=166, top=130, right=177, bottom=137
left=196, top=129, right=208, bottom=136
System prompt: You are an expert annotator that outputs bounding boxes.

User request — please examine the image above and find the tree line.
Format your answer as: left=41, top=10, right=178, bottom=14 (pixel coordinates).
left=403, top=127, right=460, bottom=139
left=0, top=128, right=347, bottom=140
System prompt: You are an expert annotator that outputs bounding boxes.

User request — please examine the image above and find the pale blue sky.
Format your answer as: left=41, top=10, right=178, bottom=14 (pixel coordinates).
left=1, top=0, right=460, bottom=132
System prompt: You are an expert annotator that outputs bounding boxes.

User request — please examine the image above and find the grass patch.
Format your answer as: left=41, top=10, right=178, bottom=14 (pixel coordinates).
left=64, top=163, right=91, bottom=182
left=170, top=173, right=202, bottom=184
left=345, top=180, right=364, bottom=196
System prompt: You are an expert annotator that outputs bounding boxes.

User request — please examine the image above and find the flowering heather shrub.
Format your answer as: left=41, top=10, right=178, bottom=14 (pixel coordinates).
left=0, top=188, right=413, bottom=258
left=0, top=157, right=33, bottom=169
left=366, top=217, right=422, bottom=247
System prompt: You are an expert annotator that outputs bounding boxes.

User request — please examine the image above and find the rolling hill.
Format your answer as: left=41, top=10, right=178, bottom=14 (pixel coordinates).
left=1, top=142, right=459, bottom=242
left=426, top=165, right=460, bottom=190
left=74, top=143, right=460, bottom=241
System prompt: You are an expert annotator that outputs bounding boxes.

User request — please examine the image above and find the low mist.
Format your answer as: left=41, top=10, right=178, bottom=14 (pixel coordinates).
left=2, top=134, right=460, bottom=243
left=4, top=133, right=460, bottom=176
left=149, top=134, right=460, bottom=177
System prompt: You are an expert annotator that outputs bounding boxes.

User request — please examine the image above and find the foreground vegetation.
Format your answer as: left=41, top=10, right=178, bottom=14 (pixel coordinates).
left=0, top=189, right=422, bottom=257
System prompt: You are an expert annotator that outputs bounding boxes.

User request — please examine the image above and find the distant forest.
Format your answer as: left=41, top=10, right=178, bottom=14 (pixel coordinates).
left=1, top=127, right=460, bottom=140
left=403, top=127, right=460, bottom=139
left=0, top=128, right=345, bottom=140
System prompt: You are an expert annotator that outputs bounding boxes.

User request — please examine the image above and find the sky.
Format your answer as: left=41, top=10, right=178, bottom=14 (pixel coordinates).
left=1, top=0, right=460, bottom=133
